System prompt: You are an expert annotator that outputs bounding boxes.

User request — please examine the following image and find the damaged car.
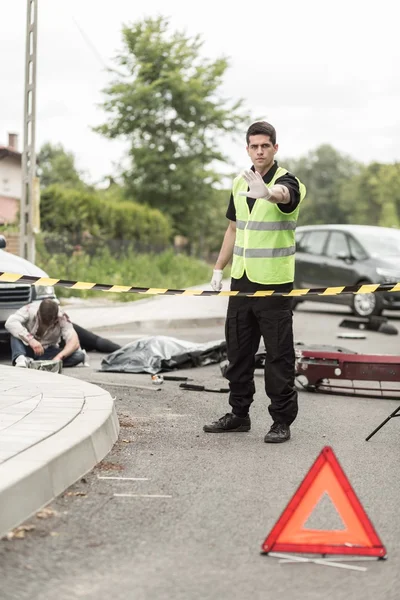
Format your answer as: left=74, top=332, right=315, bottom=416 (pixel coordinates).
left=0, top=235, right=57, bottom=340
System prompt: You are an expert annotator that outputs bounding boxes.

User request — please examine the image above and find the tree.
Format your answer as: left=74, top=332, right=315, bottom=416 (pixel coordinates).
left=339, top=162, right=400, bottom=227
left=95, top=16, right=249, bottom=239
left=197, top=187, right=231, bottom=259
left=37, top=143, right=85, bottom=189
left=284, top=145, right=361, bottom=225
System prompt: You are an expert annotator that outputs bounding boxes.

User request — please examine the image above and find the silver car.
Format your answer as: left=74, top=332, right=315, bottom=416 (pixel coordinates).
left=0, top=236, right=57, bottom=340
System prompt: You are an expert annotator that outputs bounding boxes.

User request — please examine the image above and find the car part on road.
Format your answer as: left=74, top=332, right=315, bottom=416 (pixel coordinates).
left=337, top=332, right=367, bottom=339
left=339, top=316, right=398, bottom=335
left=377, top=323, right=399, bottom=335
left=295, top=344, right=400, bottom=398
left=179, top=383, right=230, bottom=393
left=366, top=403, right=400, bottom=441
left=163, top=375, right=193, bottom=381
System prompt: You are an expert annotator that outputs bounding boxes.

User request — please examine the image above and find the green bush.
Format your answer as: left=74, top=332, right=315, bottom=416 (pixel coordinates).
left=35, top=247, right=212, bottom=302
left=40, top=184, right=172, bottom=247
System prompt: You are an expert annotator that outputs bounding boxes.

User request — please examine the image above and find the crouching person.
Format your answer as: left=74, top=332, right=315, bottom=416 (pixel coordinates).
left=5, top=298, right=85, bottom=368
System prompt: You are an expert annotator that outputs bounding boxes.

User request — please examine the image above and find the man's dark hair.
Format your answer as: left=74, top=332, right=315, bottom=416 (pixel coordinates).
left=246, top=121, right=276, bottom=145
left=38, top=298, right=59, bottom=326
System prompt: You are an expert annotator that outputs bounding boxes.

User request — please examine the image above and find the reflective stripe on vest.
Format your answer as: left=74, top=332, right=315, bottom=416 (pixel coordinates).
left=231, top=167, right=306, bottom=285
left=233, top=245, right=296, bottom=258
left=236, top=220, right=297, bottom=231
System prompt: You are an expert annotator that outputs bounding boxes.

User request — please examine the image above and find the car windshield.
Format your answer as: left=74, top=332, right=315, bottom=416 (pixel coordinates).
left=356, top=229, right=400, bottom=257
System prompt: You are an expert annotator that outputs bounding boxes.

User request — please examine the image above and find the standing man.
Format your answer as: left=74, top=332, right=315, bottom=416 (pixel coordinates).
left=204, top=121, right=306, bottom=443
left=6, top=298, right=85, bottom=368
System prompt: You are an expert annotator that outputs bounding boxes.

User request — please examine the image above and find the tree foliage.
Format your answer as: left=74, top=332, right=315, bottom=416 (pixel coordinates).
left=284, top=145, right=400, bottom=229
left=339, top=163, right=400, bottom=228
left=37, top=143, right=85, bottom=189
left=284, top=145, right=361, bottom=226
left=95, top=16, right=249, bottom=237
left=40, top=184, right=172, bottom=247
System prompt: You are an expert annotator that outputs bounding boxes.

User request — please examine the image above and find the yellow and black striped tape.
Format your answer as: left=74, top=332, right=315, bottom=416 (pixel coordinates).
left=1, top=271, right=400, bottom=298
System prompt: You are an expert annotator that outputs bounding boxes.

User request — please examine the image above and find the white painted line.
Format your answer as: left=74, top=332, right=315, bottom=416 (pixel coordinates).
left=113, top=494, right=172, bottom=498
left=97, top=476, right=149, bottom=481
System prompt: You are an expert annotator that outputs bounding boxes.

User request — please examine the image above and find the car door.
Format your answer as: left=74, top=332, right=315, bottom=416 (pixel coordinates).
left=321, top=231, right=361, bottom=305
left=295, top=230, right=330, bottom=289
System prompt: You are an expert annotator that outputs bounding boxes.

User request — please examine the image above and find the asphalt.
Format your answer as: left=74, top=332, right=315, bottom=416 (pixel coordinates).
left=0, top=279, right=231, bottom=539
left=0, top=365, right=120, bottom=538
left=1, top=282, right=400, bottom=600
left=1, top=308, right=400, bottom=600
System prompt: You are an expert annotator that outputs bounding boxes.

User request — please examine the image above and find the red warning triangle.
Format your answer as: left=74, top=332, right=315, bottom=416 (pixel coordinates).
left=262, top=447, right=386, bottom=557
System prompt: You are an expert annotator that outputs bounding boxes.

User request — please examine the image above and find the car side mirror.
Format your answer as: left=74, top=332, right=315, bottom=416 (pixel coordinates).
left=0, top=235, right=6, bottom=249
left=336, top=251, right=351, bottom=261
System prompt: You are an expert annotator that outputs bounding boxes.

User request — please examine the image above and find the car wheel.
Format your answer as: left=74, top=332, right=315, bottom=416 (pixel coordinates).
left=352, top=282, right=383, bottom=317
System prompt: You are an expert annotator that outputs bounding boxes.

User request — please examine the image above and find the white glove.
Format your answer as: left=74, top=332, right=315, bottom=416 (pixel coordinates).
left=211, top=269, right=223, bottom=291
left=238, top=170, right=271, bottom=200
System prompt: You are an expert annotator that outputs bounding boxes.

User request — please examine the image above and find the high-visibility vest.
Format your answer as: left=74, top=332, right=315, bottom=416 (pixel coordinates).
left=231, top=167, right=306, bottom=284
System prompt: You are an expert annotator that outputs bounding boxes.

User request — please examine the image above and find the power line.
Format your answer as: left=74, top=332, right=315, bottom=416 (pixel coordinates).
left=71, top=16, right=110, bottom=71
left=71, top=15, right=128, bottom=78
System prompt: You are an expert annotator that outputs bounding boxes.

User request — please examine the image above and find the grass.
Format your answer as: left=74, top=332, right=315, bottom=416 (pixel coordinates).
left=36, top=247, right=213, bottom=303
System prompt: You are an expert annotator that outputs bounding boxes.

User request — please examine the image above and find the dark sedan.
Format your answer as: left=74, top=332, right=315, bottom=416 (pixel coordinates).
left=294, top=225, right=400, bottom=317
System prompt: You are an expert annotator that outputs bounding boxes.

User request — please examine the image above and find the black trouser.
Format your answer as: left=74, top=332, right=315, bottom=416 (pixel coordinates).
left=224, top=296, right=298, bottom=426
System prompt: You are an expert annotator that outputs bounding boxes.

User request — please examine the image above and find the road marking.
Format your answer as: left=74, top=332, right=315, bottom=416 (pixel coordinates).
left=97, top=476, right=149, bottom=481
left=113, top=494, right=172, bottom=498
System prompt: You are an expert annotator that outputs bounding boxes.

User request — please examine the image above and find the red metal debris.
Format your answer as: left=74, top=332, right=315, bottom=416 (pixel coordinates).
left=295, top=344, right=400, bottom=398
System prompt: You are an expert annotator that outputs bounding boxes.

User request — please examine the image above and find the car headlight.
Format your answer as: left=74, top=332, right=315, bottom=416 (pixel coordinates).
left=376, top=268, right=400, bottom=283
left=34, top=285, right=55, bottom=297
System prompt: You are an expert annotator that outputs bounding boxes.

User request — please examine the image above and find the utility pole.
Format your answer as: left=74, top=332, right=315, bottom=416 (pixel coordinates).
left=20, top=0, right=38, bottom=262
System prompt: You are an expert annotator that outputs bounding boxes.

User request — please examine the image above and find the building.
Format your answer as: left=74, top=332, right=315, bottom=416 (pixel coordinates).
left=0, top=133, right=21, bottom=226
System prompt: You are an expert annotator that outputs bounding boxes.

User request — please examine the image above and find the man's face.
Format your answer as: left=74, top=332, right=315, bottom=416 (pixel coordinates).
left=246, top=134, right=278, bottom=174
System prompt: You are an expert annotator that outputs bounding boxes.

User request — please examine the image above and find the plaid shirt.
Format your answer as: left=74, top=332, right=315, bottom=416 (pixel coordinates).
left=5, top=302, right=76, bottom=348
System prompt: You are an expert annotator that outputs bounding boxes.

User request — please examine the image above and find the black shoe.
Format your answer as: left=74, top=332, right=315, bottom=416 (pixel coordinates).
left=264, top=422, right=291, bottom=443
left=203, top=413, right=251, bottom=433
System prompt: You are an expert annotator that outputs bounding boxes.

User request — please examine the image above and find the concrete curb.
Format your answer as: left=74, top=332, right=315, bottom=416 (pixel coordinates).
left=64, top=279, right=231, bottom=331
left=0, top=370, right=119, bottom=538
left=94, top=316, right=226, bottom=333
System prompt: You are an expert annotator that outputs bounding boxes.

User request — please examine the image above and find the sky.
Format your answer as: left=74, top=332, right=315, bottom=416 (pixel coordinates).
left=1, top=0, right=399, bottom=186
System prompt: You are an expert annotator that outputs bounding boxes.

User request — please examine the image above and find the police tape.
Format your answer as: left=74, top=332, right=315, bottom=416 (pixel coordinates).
left=1, top=271, right=400, bottom=298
